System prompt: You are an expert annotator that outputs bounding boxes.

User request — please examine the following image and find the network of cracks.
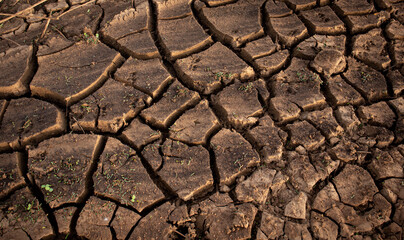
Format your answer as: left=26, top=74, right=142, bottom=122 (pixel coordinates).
left=0, top=0, right=404, bottom=239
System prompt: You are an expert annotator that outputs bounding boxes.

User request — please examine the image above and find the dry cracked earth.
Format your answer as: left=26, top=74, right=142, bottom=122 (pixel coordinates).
left=0, top=0, right=404, bottom=239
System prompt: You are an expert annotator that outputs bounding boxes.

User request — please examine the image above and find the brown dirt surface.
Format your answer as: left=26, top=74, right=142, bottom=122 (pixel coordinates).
left=0, top=0, right=404, bottom=239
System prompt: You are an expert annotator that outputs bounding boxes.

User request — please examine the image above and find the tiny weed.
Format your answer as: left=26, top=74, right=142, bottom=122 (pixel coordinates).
left=22, top=119, right=32, bottom=129
left=238, top=82, right=254, bottom=92
left=296, top=70, right=319, bottom=83
left=41, top=184, right=54, bottom=192
left=360, top=71, right=369, bottom=83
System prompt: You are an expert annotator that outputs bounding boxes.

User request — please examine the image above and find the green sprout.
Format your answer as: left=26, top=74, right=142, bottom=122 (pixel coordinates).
left=41, top=184, right=54, bottom=192
left=130, top=194, right=136, bottom=202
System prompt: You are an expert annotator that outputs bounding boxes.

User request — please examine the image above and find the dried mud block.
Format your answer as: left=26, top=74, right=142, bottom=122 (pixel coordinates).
left=381, top=222, right=403, bottom=240
left=177, top=43, right=248, bottom=94
left=170, top=100, right=217, bottom=143
left=284, top=0, right=325, bottom=11
left=32, top=42, right=117, bottom=97
left=287, top=121, right=325, bottom=151
left=0, top=45, right=31, bottom=86
left=243, top=36, right=277, bottom=60
left=266, top=14, right=309, bottom=47
left=272, top=59, right=326, bottom=110
left=255, top=50, right=289, bottom=77
left=335, top=105, right=361, bottom=132
left=203, top=0, right=263, bottom=44
left=333, top=164, right=378, bottom=207
left=53, top=5, right=102, bottom=39
left=0, top=18, right=25, bottom=36
left=258, top=212, right=284, bottom=239
left=358, top=102, right=396, bottom=128
left=327, top=75, right=364, bottom=106
left=130, top=203, right=173, bottom=239
left=395, top=117, right=404, bottom=142
left=38, top=36, right=74, bottom=56
left=343, top=57, right=388, bottom=102
left=386, top=19, right=404, bottom=40
left=102, top=8, right=147, bottom=39
left=295, top=35, right=346, bottom=59
left=346, top=11, right=390, bottom=34
left=45, top=0, right=68, bottom=12
left=110, top=207, right=141, bottom=240
left=248, top=115, right=284, bottom=163
left=158, top=15, right=209, bottom=52
left=301, top=6, right=346, bottom=35
left=270, top=171, right=289, bottom=196
left=118, top=31, right=158, bottom=55
left=310, top=152, right=339, bottom=180
left=285, top=152, right=321, bottom=192
left=393, top=199, right=404, bottom=226
left=326, top=194, right=391, bottom=237
left=389, top=97, right=404, bottom=116
left=216, top=80, right=264, bottom=127
left=284, top=222, right=312, bottom=240
left=368, top=149, right=404, bottom=180
left=329, top=140, right=359, bottom=162
left=141, top=81, right=199, bottom=126
left=235, top=168, right=276, bottom=204
left=161, top=141, right=211, bottom=199
left=334, top=0, right=374, bottom=16
left=358, top=125, right=395, bottom=148
left=392, top=2, right=404, bottom=24
left=122, top=119, right=156, bottom=147
left=313, top=183, right=340, bottom=212
left=392, top=40, right=404, bottom=65
left=0, top=98, right=58, bottom=143
left=387, top=71, right=404, bottom=96
left=381, top=178, right=404, bottom=203
left=201, top=203, right=258, bottom=239
left=284, top=192, right=308, bottom=220
left=310, top=49, right=346, bottom=76
left=269, top=96, right=301, bottom=123
left=310, top=211, right=338, bottom=240
left=303, top=107, right=344, bottom=139
left=115, top=57, right=171, bottom=97
left=352, top=29, right=391, bottom=71
left=211, top=129, right=259, bottom=182
left=265, top=0, right=292, bottom=18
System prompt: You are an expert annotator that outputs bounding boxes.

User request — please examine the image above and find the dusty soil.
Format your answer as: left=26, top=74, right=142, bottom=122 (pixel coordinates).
left=0, top=0, right=403, bottom=239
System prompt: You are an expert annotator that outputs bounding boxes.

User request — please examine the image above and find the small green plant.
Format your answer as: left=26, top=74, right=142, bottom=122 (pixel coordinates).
left=296, top=70, right=319, bottom=82
left=360, top=71, right=369, bottom=83
left=41, top=184, right=54, bottom=192
left=238, top=82, right=254, bottom=92
left=22, top=119, right=32, bottom=129
left=83, top=32, right=99, bottom=44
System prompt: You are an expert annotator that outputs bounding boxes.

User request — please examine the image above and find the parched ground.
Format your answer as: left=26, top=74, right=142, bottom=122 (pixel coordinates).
left=0, top=0, right=403, bottom=239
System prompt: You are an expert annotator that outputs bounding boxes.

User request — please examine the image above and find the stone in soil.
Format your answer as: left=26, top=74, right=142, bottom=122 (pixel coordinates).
left=346, top=11, right=390, bottom=34
left=266, top=14, right=309, bottom=47
left=352, top=29, right=391, bottom=71
left=326, top=75, right=364, bottom=106
left=301, top=6, right=346, bottom=35
left=333, top=164, right=378, bottom=207
left=235, top=168, right=276, bottom=204
left=287, top=121, right=325, bottom=151
left=343, top=57, right=388, bottom=102
left=169, top=99, right=217, bottom=143
left=294, top=35, right=346, bottom=59
left=303, top=107, right=344, bottom=140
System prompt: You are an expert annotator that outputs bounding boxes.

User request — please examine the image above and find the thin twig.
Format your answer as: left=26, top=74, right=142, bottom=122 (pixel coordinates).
left=40, top=17, right=51, bottom=39
left=0, top=0, right=49, bottom=24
